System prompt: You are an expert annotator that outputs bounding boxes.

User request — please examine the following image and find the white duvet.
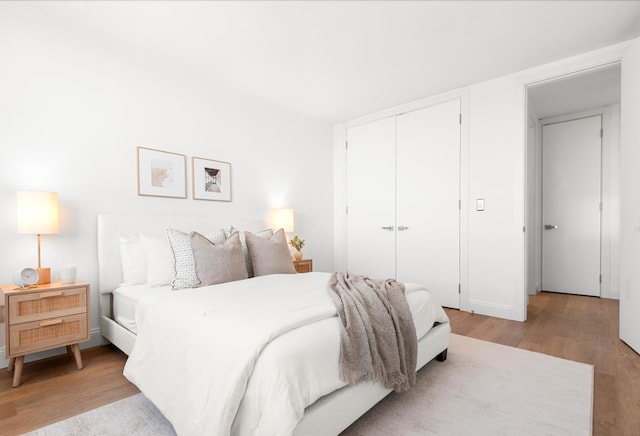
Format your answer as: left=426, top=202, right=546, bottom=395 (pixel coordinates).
left=123, top=272, right=449, bottom=436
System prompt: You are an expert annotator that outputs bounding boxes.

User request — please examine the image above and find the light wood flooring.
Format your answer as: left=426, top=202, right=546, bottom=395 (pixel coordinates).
left=0, top=291, right=638, bottom=435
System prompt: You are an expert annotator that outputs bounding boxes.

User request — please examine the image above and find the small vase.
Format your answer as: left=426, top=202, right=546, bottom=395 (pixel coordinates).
left=293, top=249, right=303, bottom=260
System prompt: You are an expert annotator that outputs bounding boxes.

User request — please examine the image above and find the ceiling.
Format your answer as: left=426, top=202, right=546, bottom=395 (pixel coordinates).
left=528, top=64, right=622, bottom=119
left=11, top=1, right=640, bottom=123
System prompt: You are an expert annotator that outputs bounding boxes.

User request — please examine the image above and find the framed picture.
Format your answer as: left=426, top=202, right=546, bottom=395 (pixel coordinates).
left=137, top=147, right=187, bottom=198
left=192, top=157, right=232, bottom=202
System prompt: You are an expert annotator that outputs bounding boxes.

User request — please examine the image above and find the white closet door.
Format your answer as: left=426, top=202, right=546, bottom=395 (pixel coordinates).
left=346, top=117, right=396, bottom=279
left=396, top=99, right=461, bottom=308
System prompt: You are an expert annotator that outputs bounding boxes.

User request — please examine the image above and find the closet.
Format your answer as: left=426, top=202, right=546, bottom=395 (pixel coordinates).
left=346, top=98, right=461, bottom=308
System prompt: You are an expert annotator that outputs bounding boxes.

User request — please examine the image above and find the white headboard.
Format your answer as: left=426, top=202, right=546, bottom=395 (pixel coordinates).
left=97, top=214, right=266, bottom=294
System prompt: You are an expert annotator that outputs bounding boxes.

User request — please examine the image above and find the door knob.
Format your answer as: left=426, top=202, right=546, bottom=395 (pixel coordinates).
left=544, top=225, right=559, bottom=230
left=397, top=225, right=409, bottom=231
left=381, top=226, right=394, bottom=231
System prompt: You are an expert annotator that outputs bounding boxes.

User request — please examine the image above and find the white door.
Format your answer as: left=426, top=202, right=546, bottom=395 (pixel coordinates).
left=396, top=99, right=461, bottom=308
left=620, top=38, right=640, bottom=354
left=541, top=116, right=601, bottom=296
left=346, top=117, right=396, bottom=279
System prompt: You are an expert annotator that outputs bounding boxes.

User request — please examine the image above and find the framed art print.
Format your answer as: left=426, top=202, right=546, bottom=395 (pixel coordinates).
left=192, top=157, right=232, bottom=201
left=137, top=147, right=187, bottom=198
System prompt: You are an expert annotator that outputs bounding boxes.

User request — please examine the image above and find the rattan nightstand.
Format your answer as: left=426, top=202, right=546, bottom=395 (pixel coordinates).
left=293, top=259, right=313, bottom=273
left=2, top=280, right=90, bottom=387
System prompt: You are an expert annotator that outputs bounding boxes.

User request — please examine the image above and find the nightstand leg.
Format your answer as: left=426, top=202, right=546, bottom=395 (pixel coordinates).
left=12, top=356, right=24, bottom=388
left=7, top=357, right=15, bottom=372
left=71, top=344, right=83, bottom=370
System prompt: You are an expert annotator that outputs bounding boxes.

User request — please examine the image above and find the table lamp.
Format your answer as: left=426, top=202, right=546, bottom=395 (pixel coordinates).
left=17, top=191, right=59, bottom=285
left=269, top=208, right=295, bottom=233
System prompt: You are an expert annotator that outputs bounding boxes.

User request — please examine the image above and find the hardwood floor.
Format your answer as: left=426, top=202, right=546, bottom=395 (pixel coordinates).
left=0, top=346, right=138, bottom=436
left=445, top=291, right=640, bottom=436
left=0, top=291, right=637, bottom=435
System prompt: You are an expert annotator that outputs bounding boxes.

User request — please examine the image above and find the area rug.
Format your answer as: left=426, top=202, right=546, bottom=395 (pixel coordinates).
left=25, top=334, right=593, bottom=436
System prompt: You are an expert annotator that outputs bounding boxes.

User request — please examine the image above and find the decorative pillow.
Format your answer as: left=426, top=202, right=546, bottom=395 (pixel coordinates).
left=190, top=232, right=248, bottom=286
left=119, top=233, right=146, bottom=285
left=167, top=228, right=200, bottom=290
left=140, top=233, right=174, bottom=287
left=245, top=228, right=297, bottom=276
left=225, top=226, right=274, bottom=277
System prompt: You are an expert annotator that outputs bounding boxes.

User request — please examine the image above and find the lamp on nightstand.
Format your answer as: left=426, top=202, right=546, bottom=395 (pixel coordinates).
left=16, top=191, right=59, bottom=285
left=269, top=208, right=294, bottom=233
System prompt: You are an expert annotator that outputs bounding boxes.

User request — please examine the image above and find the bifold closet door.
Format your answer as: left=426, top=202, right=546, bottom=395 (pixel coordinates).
left=396, top=99, right=461, bottom=308
left=346, top=116, right=396, bottom=279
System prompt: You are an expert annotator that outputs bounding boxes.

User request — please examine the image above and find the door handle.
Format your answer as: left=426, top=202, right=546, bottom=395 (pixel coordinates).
left=397, top=225, right=409, bottom=231
left=544, top=225, right=559, bottom=230
left=381, top=226, right=394, bottom=231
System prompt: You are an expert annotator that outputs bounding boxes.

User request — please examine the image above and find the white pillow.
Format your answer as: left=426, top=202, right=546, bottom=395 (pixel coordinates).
left=140, top=233, right=174, bottom=287
left=167, top=228, right=200, bottom=290
left=119, top=234, right=146, bottom=285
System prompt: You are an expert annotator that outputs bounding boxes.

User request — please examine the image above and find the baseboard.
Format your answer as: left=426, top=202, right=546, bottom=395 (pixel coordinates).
left=0, top=327, right=103, bottom=369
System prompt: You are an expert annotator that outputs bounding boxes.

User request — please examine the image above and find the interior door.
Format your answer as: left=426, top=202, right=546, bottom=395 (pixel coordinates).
left=541, top=116, right=601, bottom=296
left=346, top=117, right=396, bottom=279
left=620, top=38, right=640, bottom=354
left=396, top=99, right=461, bottom=308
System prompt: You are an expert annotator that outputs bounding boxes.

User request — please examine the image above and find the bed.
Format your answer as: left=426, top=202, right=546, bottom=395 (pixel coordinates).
left=97, top=214, right=451, bottom=435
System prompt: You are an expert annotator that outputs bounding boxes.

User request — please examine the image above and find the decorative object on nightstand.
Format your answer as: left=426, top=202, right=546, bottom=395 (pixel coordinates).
left=12, top=267, right=39, bottom=288
left=293, top=259, right=313, bottom=273
left=2, top=280, right=90, bottom=387
left=289, top=235, right=305, bottom=261
left=16, top=191, right=59, bottom=285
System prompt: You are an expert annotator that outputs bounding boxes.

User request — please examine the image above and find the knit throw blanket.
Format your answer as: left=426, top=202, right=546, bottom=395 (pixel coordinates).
left=327, top=272, right=418, bottom=392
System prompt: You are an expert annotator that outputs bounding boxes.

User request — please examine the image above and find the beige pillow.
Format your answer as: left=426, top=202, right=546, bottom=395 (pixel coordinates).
left=245, top=229, right=297, bottom=276
left=190, top=232, right=249, bottom=286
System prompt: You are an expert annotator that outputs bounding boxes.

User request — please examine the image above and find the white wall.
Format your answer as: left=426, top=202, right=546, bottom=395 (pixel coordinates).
left=465, top=75, right=526, bottom=320
left=0, top=7, right=333, bottom=354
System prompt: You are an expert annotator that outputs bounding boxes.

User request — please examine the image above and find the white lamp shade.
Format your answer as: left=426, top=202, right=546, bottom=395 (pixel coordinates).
left=17, top=191, right=60, bottom=235
left=269, top=208, right=294, bottom=233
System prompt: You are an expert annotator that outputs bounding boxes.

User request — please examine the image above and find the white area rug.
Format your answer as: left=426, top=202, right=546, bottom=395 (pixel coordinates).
left=25, top=334, right=593, bottom=436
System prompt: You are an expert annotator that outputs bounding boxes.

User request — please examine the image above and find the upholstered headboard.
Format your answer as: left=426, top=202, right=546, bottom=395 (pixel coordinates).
left=96, top=214, right=266, bottom=294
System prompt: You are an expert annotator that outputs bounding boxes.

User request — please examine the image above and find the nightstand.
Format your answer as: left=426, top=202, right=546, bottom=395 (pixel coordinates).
left=2, top=280, right=90, bottom=387
left=293, top=259, right=313, bottom=273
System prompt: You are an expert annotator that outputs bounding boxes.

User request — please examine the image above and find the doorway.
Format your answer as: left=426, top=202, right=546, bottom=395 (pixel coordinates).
left=526, top=64, right=621, bottom=300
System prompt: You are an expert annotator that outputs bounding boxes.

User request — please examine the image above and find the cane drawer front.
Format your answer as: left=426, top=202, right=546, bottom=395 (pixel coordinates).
left=8, top=313, right=89, bottom=356
left=8, top=286, right=87, bottom=325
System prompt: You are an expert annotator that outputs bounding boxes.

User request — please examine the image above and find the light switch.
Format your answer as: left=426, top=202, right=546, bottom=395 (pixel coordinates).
left=476, top=199, right=485, bottom=211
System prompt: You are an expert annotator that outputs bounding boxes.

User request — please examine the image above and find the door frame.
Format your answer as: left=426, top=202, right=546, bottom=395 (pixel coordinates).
left=520, top=45, right=628, bottom=317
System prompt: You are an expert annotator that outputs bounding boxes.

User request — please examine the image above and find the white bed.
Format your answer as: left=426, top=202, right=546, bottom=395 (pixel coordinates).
left=97, top=214, right=451, bottom=436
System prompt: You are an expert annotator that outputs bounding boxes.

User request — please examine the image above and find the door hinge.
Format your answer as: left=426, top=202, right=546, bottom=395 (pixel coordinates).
left=345, top=141, right=348, bottom=150
left=459, top=199, right=461, bottom=210
left=600, top=128, right=603, bottom=138
left=459, top=113, right=462, bottom=125
left=523, top=226, right=526, bottom=233
left=458, top=284, right=461, bottom=294
left=599, top=274, right=602, bottom=284
left=599, top=201, right=603, bottom=211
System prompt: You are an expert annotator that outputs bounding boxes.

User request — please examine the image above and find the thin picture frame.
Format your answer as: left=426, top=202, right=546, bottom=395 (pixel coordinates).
left=137, top=146, right=187, bottom=198
left=192, top=157, right=232, bottom=202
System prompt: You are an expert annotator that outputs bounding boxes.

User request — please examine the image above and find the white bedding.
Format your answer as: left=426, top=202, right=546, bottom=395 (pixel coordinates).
left=113, top=284, right=171, bottom=334
left=123, top=272, right=449, bottom=436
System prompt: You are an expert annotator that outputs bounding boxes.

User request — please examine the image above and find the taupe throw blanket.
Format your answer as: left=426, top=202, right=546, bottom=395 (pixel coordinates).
left=328, top=272, right=418, bottom=392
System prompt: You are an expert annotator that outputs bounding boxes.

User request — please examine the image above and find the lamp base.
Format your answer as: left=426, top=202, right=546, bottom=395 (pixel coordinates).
left=37, top=267, right=51, bottom=285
